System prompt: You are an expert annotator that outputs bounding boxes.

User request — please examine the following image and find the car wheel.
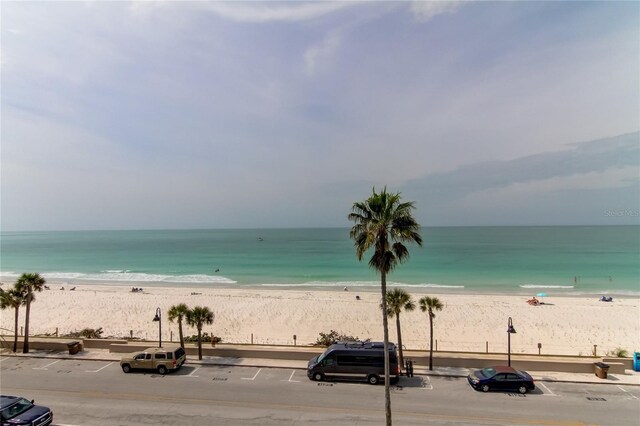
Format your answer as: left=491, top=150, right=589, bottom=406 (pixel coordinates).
left=157, top=365, right=168, bottom=375
left=313, top=372, right=324, bottom=381
left=121, top=364, right=131, bottom=373
left=368, top=374, right=380, bottom=385
left=518, top=385, right=528, bottom=394
left=481, top=384, right=490, bottom=392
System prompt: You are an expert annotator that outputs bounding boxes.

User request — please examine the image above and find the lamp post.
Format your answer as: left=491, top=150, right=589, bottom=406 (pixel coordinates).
left=507, top=317, right=516, bottom=366
left=153, top=308, right=162, bottom=348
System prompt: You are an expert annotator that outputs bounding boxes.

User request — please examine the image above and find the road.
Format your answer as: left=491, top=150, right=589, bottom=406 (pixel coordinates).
left=1, top=356, right=639, bottom=425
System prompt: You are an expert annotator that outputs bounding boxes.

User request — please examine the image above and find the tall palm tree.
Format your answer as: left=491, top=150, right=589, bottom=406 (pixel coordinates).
left=384, top=288, right=415, bottom=369
left=168, top=303, right=189, bottom=348
left=419, top=296, right=443, bottom=371
left=349, top=187, right=422, bottom=426
left=15, top=273, right=46, bottom=353
left=186, top=306, right=214, bottom=360
left=0, top=286, right=25, bottom=352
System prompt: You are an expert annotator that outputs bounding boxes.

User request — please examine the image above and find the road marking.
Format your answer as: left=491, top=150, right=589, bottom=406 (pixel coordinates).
left=617, top=385, right=639, bottom=400
left=0, top=357, right=9, bottom=363
left=241, top=368, right=262, bottom=381
left=33, top=360, right=60, bottom=370
left=538, top=382, right=557, bottom=396
left=420, top=377, right=433, bottom=390
left=281, top=370, right=301, bottom=382
left=182, top=366, right=200, bottom=378
left=86, top=362, right=114, bottom=373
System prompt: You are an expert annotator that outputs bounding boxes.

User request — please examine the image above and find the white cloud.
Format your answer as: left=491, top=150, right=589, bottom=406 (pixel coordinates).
left=463, top=166, right=640, bottom=205
left=410, top=1, right=462, bottom=22
left=202, top=2, right=353, bottom=22
left=304, top=31, right=342, bottom=76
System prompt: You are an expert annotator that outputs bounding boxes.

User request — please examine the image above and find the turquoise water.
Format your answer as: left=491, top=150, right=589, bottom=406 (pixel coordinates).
left=0, top=226, right=638, bottom=295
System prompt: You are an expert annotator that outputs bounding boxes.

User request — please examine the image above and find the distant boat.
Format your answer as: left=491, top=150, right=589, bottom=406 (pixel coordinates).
left=258, top=237, right=264, bottom=241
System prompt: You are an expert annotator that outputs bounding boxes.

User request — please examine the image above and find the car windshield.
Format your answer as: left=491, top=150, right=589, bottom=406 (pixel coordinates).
left=1, top=398, right=33, bottom=420
left=479, top=368, right=497, bottom=378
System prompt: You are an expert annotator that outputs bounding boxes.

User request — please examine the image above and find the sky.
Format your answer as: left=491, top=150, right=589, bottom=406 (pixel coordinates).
left=1, top=1, right=639, bottom=231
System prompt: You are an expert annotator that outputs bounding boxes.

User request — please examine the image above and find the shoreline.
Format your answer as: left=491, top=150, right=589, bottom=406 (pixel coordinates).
left=1, top=277, right=637, bottom=298
left=1, top=283, right=638, bottom=357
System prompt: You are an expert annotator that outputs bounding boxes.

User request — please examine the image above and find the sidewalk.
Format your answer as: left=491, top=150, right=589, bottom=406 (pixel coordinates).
left=2, top=347, right=639, bottom=386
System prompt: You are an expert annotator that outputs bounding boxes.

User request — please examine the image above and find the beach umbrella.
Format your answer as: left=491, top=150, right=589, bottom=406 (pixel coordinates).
left=536, top=292, right=548, bottom=298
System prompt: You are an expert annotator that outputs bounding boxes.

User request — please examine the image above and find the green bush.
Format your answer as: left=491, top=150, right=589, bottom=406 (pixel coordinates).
left=315, top=330, right=370, bottom=347
left=612, top=347, right=628, bottom=357
left=184, top=332, right=222, bottom=344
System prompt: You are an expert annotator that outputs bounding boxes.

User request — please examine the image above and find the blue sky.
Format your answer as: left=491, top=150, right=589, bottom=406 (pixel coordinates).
left=1, top=1, right=639, bottom=231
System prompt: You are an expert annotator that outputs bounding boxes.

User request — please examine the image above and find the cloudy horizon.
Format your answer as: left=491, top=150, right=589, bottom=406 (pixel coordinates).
left=1, top=1, right=638, bottom=231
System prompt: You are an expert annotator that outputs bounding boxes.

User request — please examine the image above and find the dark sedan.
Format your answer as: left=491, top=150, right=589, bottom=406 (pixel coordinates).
left=1, top=396, right=52, bottom=426
left=467, top=366, right=535, bottom=394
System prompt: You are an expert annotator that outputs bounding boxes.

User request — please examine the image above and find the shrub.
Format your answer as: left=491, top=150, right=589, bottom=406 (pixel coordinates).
left=315, top=330, right=370, bottom=347
left=64, top=327, right=103, bottom=339
left=184, top=332, right=222, bottom=344
left=612, top=347, right=628, bottom=358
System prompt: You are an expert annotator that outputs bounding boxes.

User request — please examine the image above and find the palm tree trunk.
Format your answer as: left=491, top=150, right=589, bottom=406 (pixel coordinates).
left=178, top=319, right=184, bottom=348
left=197, top=325, right=203, bottom=360
left=429, top=313, right=434, bottom=371
left=396, top=314, right=403, bottom=370
left=23, top=295, right=31, bottom=353
left=381, top=271, right=392, bottom=426
left=13, top=307, right=19, bottom=353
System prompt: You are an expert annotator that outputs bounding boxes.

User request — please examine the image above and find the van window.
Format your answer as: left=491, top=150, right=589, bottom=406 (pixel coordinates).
left=337, top=355, right=379, bottom=366
left=322, top=356, right=335, bottom=366
left=134, top=354, right=145, bottom=360
left=145, top=353, right=152, bottom=360
left=175, top=348, right=185, bottom=358
left=155, top=353, right=166, bottom=359
left=167, top=352, right=173, bottom=360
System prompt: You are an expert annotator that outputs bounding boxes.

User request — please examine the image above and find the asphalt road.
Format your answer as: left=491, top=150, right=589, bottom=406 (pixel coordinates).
left=1, top=357, right=639, bottom=425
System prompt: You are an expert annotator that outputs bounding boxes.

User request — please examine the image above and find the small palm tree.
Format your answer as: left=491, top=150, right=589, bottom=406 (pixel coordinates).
left=186, top=306, right=214, bottom=360
left=384, top=288, right=415, bottom=369
left=349, top=187, right=422, bottom=426
left=168, top=303, right=189, bottom=348
left=15, top=273, right=46, bottom=353
left=0, top=286, right=25, bottom=352
left=419, top=296, right=443, bottom=371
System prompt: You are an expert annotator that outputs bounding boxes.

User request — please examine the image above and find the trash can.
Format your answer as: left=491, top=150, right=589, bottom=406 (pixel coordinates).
left=594, top=362, right=610, bottom=379
left=67, top=341, right=82, bottom=355
left=634, top=352, right=640, bottom=372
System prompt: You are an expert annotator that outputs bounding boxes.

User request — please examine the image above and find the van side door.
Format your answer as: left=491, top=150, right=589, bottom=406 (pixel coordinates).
left=132, top=352, right=151, bottom=369
left=321, top=353, right=338, bottom=377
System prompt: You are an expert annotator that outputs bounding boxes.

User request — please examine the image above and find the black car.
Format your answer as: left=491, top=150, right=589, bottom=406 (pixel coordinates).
left=467, top=366, right=535, bottom=394
left=0, top=396, right=52, bottom=426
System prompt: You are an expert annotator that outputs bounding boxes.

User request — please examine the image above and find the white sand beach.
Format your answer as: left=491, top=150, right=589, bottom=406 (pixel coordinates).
left=1, top=284, right=638, bottom=356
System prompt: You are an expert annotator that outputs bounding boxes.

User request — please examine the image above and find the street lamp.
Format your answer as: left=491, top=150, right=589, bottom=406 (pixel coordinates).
left=153, top=308, right=162, bottom=348
left=507, top=317, right=516, bottom=366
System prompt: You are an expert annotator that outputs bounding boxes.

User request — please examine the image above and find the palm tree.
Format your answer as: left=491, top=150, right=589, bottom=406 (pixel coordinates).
left=168, top=303, right=189, bottom=348
left=15, top=273, right=46, bottom=353
left=186, top=306, right=214, bottom=360
left=349, top=187, right=422, bottom=426
left=384, top=288, right=415, bottom=369
left=419, top=296, right=443, bottom=371
left=0, top=286, right=25, bottom=352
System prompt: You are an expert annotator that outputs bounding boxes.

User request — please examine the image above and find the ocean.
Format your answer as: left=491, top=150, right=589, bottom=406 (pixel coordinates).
left=0, top=226, right=638, bottom=295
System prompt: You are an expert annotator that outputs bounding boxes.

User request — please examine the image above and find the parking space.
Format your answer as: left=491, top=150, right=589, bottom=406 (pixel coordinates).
left=2, top=356, right=639, bottom=405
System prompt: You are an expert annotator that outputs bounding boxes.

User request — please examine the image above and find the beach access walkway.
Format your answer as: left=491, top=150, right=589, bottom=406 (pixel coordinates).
left=1, top=339, right=638, bottom=387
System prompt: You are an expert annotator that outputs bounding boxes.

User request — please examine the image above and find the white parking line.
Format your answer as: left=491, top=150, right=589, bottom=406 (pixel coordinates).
left=182, top=366, right=200, bottom=378
left=0, top=357, right=9, bottom=363
left=538, top=382, right=557, bottom=396
left=33, top=360, right=60, bottom=370
left=617, top=385, right=639, bottom=400
left=241, top=368, right=262, bottom=381
left=420, top=377, right=433, bottom=390
left=85, top=362, right=114, bottom=373
left=281, top=370, right=301, bottom=382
